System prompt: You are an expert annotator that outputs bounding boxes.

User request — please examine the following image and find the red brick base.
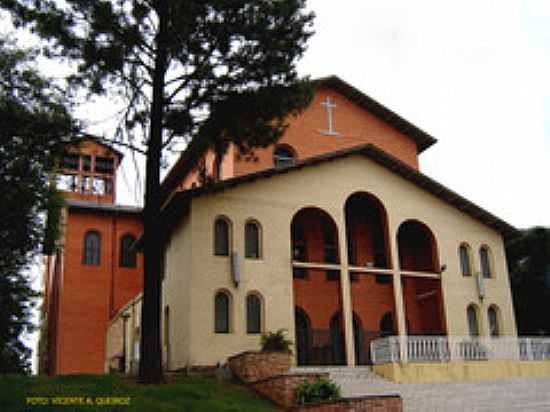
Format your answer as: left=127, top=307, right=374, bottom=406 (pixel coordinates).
left=227, top=351, right=292, bottom=383
left=251, top=373, right=329, bottom=409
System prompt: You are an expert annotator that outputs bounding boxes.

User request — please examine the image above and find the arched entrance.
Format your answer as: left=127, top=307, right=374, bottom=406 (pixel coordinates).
left=353, top=313, right=366, bottom=365
left=329, top=313, right=346, bottom=365
left=397, top=220, right=446, bottom=336
left=295, top=307, right=311, bottom=366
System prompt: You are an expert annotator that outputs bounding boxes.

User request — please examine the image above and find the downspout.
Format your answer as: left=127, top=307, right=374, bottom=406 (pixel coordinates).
left=110, top=211, right=117, bottom=317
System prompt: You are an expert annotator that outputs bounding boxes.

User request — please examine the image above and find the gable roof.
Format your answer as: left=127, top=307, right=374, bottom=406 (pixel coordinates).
left=159, top=75, right=437, bottom=205
left=162, top=144, right=518, bottom=239
left=316, top=76, right=437, bottom=153
left=65, top=135, right=125, bottom=161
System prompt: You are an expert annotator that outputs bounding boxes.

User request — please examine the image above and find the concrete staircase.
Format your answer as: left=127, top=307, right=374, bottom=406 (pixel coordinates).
left=289, top=366, right=400, bottom=397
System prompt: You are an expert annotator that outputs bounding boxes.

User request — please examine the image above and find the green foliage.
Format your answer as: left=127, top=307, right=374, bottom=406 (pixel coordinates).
left=1, top=0, right=316, bottom=153
left=506, top=227, right=550, bottom=335
left=0, top=374, right=278, bottom=412
left=0, top=36, right=75, bottom=374
left=260, top=329, right=293, bottom=353
left=295, top=378, right=341, bottom=405
left=1, top=0, right=315, bottom=382
left=42, top=187, right=65, bottom=255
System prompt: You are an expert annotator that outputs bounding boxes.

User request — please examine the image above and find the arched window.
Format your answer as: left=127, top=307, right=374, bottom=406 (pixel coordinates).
left=458, top=243, right=472, bottom=276
left=83, top=230, right=101, bottom=265
left=488, top=306, right=500, bottom=337
left=120, top=234, right=137, bottom=268
left=245, top=220, right=261, bottom=259
left=467, top=305, right=479, bottom=337
left=480, top=246, right=492, bottom=278
left=273, top=145, right=295, bottom=167
left=214, top=217, right=231, bottom=256
left=214, top=291, right=231, bottom=333
left=397, top=220, right=439, bottom=273
left=246, top=294, right=262, bottom=334
left=380, top=312, right=396, bottom=337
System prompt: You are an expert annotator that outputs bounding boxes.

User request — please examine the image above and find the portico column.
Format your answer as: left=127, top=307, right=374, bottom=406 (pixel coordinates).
left=336, top=216, right=355, bottom=366
left=389, top=224, right=408, bottom=363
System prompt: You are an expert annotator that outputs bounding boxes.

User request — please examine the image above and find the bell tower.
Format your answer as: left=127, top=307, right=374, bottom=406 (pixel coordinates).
left=56, top=137, right=122, bottom=204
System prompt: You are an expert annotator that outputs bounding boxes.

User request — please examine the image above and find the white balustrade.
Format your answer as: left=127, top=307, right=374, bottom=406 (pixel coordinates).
left=370, top=336, right=550, bottom=365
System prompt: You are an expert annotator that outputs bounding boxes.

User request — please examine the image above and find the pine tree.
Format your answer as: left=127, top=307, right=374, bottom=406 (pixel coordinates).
left=1, top=0, right=315, bottom=382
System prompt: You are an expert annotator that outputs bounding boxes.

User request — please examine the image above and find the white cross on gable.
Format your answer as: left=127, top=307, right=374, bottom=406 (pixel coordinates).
left=320, top=96, right=340, bottom=136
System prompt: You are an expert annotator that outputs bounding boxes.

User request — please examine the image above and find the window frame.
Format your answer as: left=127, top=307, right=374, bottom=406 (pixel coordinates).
left=246, top=293, right=263, bottom=334
left=213, top=216, right=232, bottom=257
left=488, top=305, right=500, bottom=337
left=244, top=219, right=262, bottom=259
left=458, top=243, right=472, bottom=277
left=467, top=304, right=480, bottom=337
left=119, top=234, right=137, bottom=268
left=273, top=145, right=296, bottom=168
left=83, top=230, right=101, bottom=266
left=214, top=290, right=232, bottom=333
left=480, top=245, right=492, bottom=279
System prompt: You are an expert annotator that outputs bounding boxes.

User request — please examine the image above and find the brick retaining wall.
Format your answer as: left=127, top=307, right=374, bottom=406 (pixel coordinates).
left=227, top=351, right=292, bottom=383
left=251, top=373, right=329, bottom=409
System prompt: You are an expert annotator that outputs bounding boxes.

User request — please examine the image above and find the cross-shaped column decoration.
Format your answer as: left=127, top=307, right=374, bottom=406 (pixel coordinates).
left=320, top=96, right=340, bottom=136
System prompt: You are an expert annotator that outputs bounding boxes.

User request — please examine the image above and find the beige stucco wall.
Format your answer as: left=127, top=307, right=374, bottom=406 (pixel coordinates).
left=162, top=212, right=192, bottom=370
left=164, top=153, right=517, bottom=367
left=104, top=293, right=142, bottom=374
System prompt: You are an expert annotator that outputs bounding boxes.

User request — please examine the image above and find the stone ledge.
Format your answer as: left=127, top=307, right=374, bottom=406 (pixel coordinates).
left=228, top=351, right=292, bottom=384
left=251, top=373, right=329, bottom=409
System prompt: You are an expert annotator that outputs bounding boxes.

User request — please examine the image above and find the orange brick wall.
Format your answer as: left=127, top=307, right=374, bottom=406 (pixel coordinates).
left=294, top=272, right=343, bottom=330
left=233, top=87, right=419, bottom=176
left=402, top=277, right=446, bottom=335
left=54, top=209, right=143, bottom=374
left=350, top=275, right=396, bottom=333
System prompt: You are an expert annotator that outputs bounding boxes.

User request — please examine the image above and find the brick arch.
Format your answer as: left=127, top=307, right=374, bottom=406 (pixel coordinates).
left=344, top=191, right=391, bottom=268
left=291, top=207, right=340, bottom=264
left=397, top=219, right=439, bottom=273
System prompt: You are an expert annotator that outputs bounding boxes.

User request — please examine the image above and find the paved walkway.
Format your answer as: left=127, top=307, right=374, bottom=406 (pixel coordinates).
left=291, top=367, right=550, bottom=411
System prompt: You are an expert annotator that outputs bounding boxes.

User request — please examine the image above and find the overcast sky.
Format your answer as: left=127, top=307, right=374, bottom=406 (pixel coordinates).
left=112, top=1, right=550, bottom=229
left=292, top=0, right=550, bottom=229
left=3, top=1, right=547, bottom=227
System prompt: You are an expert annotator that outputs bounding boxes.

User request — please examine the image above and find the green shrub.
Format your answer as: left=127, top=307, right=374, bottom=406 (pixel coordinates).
left=260, top=329, right=292, bottom=353
left=295, top=378, right=341, bottom=405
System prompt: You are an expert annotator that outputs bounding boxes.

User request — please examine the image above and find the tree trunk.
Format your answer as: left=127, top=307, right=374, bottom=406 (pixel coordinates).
left=139, top=0, right=168, bottom=384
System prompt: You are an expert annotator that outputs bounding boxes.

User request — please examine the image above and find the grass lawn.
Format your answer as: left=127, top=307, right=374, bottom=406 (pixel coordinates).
left=0, top=374, right=279, bottom=412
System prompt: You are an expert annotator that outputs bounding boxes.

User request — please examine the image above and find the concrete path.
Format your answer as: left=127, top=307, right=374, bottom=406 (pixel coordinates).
left=291, top=367, right=550, bottom=411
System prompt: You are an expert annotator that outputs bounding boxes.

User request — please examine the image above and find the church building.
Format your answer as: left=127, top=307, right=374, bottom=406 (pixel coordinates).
left=44, top=76, right=549, bottom=381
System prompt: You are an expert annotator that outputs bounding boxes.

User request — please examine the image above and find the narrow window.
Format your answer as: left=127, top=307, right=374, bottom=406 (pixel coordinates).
left=120, top=234, right=137, bottom=268
left=467, top=305, right=479, bottom=337
left=459, top=244, right=472, bottom=276
left=273, top=145, right=295, bottom=167
left=214, top=218, right=230, bottom=256
left=488, top=306, right=500, bottom=337
left=83, top=231, right=101, bottom=265
left=214, top=292, right=230, bottom=333
left=245, top=221, right=261, bottom=259
left=246, top=294, right=262, bottom=334
left=480, top=246, right=491, bottom=278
